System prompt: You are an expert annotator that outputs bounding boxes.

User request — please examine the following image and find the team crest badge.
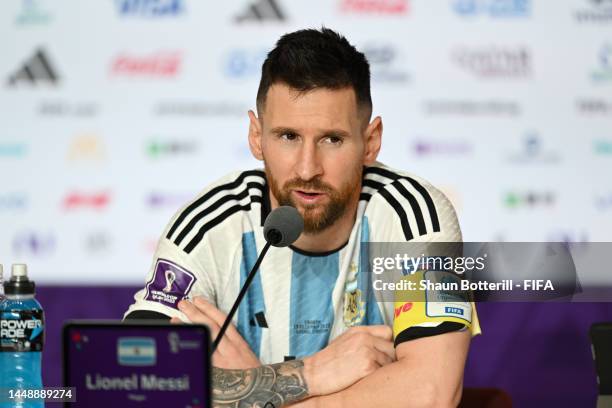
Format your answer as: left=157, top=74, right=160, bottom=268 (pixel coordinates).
left=343, top=263, right=366, bottom=326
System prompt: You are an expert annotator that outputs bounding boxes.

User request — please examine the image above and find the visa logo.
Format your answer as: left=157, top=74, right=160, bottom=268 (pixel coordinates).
left=445, top=306, right=464, bottom=316
left=117, top=337, right=156, bottom=366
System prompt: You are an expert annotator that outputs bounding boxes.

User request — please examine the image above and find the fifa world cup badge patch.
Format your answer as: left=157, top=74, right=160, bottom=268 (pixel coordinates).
left=343, top=263, right=366, bottom=326
left=144, top=259, right=196, bottom=309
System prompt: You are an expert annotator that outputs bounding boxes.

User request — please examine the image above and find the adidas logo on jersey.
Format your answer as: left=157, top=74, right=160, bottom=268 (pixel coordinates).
left=249, top=311, right=269, bottom=328
left=234, top=0, right=286, bottom=22
left=7, top=48, right=59, bottom=86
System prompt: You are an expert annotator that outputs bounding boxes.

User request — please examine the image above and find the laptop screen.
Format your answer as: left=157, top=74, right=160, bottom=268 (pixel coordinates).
left=63, top=321, right=210, bottom=408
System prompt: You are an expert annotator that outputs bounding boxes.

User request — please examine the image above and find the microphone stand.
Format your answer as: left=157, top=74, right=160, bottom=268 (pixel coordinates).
left=212, top=241, right=272, bottom=352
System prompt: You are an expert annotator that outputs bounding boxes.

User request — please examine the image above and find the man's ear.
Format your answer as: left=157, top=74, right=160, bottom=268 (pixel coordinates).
left=363, top=116, right=383, bottom=165
left=248, top=110, right=263, bottom=161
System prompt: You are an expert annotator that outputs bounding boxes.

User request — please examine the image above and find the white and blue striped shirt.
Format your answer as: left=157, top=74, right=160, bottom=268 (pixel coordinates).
left=126, top=162, right=476, bottom=363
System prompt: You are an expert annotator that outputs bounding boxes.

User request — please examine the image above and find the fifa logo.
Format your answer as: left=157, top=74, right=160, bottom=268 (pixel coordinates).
left=163, top=270, right=176, bottom=292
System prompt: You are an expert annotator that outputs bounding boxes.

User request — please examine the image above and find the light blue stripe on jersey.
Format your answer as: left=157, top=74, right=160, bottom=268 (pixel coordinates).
left=289, top=252, right=339, bottom=358
left=359, top=216, right=384, bottom=325
left=237, top=231, right=265, bottom=358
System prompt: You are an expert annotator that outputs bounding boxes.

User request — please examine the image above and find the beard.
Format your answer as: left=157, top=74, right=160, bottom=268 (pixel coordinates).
left=266, top=164, right=362, bottom=235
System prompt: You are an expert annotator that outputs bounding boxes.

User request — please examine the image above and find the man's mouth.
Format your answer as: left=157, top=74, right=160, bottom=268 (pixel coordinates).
left=293, top=190, right=326, bottom=203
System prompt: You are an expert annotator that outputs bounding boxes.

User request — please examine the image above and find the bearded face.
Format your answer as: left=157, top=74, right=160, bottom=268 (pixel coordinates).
left=266, top=165, right=362, bottom=234
left=249, top=84, right=377, bottom=237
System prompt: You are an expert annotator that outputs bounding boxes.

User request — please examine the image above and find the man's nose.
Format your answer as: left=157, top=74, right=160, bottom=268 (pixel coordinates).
left=295, top=141, right=323, bottom=181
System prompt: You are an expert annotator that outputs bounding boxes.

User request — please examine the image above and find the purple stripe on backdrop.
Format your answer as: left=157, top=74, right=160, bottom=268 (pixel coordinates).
left=35, top=286, right=611, bottom=407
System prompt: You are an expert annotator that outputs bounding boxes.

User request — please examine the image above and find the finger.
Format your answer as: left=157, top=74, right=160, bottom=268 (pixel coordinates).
left=351, top=325, right=393, bottom=341
left=170, top=317, right=183, bottom=324
left=372, top=349, right=393, bottom=367
left=192, top=297, right=226, bottom=326
left=189, top=299, right=263, bottom=368
left=180, top=301, right=234, bottom=355
left=330, top=325, right=360, bottom=343
left=211, top=351, right=233, bottom=369
left=192, top=297, right=242, bottom=342
left=179, top=300, right=221, bottom=333
left=178, top=300, right=221, bottom=337
left=372, top=338, right=396, bottom=362
left=211, top=331, right=251, bottom=361
left=187, top=299, right=246, bottom=356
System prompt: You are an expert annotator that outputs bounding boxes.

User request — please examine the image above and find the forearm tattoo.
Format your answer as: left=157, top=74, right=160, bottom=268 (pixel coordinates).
left=212, top=360, right=309, bottom=407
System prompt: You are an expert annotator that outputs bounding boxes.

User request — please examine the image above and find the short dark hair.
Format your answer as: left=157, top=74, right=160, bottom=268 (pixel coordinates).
left=256, top=27, right=372, bottom=120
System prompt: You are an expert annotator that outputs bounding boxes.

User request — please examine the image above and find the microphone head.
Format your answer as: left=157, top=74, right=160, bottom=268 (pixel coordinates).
left=263, top=206, right=304, bottom=247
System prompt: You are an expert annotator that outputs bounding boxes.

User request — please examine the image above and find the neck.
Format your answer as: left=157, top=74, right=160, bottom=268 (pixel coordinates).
left=292, top=205, right=358, bottom=253
left=268, top=190, right=359, bottom=254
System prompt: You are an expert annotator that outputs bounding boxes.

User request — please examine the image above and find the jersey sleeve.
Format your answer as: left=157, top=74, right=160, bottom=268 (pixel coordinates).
left=392, top=268, right=481, bottom=346
left=124, top=169, right=265, bottom=321
left=124, top=209, right=217, bottom=320
left=364, top=172, right=481, bottom=346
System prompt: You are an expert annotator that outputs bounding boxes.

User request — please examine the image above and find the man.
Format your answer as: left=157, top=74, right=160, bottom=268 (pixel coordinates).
left=125, top=28, right=480, bottom=407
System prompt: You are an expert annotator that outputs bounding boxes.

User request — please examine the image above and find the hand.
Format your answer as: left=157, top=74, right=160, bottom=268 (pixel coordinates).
left=172, top=297, right=261, bottom=369
left=303, top=325, right=395, bottom=397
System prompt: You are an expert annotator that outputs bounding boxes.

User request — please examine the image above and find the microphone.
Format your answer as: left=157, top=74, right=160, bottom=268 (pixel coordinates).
left=212, top=206, right=303, bottom=352
left=263, top=205, right=304, bottom=247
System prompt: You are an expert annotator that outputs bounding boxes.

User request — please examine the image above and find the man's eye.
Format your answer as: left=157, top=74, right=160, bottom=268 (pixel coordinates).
left=280, top=133, right=297, bottom=141
left=324, top=136, right=343, bottom=145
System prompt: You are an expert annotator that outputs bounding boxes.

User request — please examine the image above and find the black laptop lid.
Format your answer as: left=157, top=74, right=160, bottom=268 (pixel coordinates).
left=591, top=322, right=612, bottom=395
left=63, top=320, right=210, bottom=408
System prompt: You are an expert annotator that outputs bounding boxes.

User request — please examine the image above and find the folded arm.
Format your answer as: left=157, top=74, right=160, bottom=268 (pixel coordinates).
left=296, top=329, right=471, bottom=408
left=213, top=360, right=309, bottom=408
left=173, top=298, right=398, bottom=407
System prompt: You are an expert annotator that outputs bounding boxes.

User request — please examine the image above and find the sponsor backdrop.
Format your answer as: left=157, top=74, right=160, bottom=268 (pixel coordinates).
left=1, top=0, right=612, bottom=405
left=2, top=0, right=611, bottom=284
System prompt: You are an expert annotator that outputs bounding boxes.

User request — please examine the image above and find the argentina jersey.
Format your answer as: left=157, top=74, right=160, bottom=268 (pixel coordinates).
left=125, top=162, right=480, bottom=364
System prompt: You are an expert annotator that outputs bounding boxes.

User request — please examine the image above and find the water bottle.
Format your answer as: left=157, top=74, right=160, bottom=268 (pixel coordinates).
left=0, top=264, right=4, bottom=299
left=0, top=264, right=44, bottom=408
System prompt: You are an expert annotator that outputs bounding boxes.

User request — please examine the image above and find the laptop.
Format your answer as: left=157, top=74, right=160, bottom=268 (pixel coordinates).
left=63, top=320, right=210, bottom=408
left=591, top=323, right=612, bottom=408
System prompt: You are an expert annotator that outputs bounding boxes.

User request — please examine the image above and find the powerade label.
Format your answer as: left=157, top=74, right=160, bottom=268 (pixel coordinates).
left=0, top=310, right=44, bottom=352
